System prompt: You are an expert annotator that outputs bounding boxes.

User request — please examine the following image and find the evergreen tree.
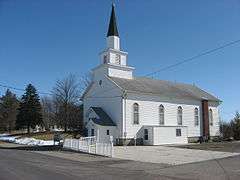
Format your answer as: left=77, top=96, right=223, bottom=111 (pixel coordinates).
left=0, top=89, right=19, bottom=132
left=232, top=111, right=240, bottom=140
left=16, top=84, right=43, bottom=134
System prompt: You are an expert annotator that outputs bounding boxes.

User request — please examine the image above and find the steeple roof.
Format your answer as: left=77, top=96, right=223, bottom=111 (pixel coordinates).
left=107, top=4, right=119, bottom=37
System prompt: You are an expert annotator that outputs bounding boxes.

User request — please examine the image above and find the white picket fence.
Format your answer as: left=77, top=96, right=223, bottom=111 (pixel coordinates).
left=63, top=136, right=113, bottom=157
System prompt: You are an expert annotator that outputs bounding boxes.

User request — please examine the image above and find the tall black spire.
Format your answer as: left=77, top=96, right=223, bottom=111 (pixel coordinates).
left=107, top=4, right=119, bottom=37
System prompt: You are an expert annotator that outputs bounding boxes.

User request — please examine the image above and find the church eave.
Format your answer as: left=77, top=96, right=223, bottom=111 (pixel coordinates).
left=99, top=48, right=128, bottom=55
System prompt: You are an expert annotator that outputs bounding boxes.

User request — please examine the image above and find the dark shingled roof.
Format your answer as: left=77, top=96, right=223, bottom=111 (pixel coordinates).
left=109, top=77, right=221, bottom=102
left=91, top=107, right=116, bottom=126
left=107, top=4, right=119, bottom=37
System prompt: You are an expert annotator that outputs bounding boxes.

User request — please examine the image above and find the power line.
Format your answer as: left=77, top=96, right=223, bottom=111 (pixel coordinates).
left=0, top=83, right=52, bottom=96
left=86, top=39, right=240, bottom=99
left=145, top=39, right=240, bottom=77
left=84, top=95, right=122, bottom=99
left=1, top=39, right=240, bottom=99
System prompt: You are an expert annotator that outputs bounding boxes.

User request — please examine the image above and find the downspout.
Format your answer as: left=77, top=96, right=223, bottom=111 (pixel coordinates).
left=123, top=91, right=127, bottom=141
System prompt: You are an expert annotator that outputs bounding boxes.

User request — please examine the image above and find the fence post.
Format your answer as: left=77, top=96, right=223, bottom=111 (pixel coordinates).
left=70, top=138, right=73, bottom=149
left=95, top=142, right=97, bottom=154
left=101, top=143, right=103, bottom=155
left=103, top=143, right=105, bottom=156
left=88, top=140, right=90, bottom=153
left=63, top=138, right=65, bottom=148
left=97, top=129, right=100, bottom=143
left=110, top=136, right=113, bottom=157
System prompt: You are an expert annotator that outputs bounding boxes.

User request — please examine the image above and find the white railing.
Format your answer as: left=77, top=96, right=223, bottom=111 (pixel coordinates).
left=80, top=136, right=96, bottom=145
left=63, top=136, right=113, bottom=157
left=95, top=142, right=113, bottom=157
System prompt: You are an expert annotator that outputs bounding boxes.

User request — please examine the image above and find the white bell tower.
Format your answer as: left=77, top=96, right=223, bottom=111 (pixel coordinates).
left=93, top=4, right=134, bottom=80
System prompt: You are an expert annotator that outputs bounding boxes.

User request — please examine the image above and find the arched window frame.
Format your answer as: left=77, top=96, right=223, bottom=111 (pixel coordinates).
left=159, top=105, right=165, bottom=125
left=209, top=109, right=213, bottom=126
left=194, top=108, right=199, bottom=126
left=133, top=103, right=139, bottom=125
left=177, top=106, right=183, bottom=125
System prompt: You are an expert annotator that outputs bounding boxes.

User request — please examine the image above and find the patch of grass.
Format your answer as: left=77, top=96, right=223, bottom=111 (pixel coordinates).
left=177, top=141, right=240, bottom=153
left=63, top=133, right=75, bottom=139
left=29, top=132, right=54, bottom=140
left=19, top=131, right=77, bottom=141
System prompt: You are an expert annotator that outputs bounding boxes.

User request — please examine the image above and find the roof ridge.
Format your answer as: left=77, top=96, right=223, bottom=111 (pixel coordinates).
left=135, top=76, right=195, bottom=87
left=109, top=76, right=220, bottom=102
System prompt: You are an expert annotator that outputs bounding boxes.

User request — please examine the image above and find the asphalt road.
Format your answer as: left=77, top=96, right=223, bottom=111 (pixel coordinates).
left=0, top=148, right=169, bottom=180
left=0, top=147, right=240, bottom=180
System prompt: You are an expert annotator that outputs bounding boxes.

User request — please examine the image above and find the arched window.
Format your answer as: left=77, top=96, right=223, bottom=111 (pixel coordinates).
left=177, top=106, right=183, bottom=125
left=209, top=109, right=213, bottom=126
left=159, top=105, right=164, bottom=125
left=194, top=108, right=199, bottom=126
left=133, top=103, right=139, bottom=124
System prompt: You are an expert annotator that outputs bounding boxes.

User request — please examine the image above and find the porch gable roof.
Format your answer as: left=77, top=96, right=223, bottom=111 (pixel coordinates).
left=90, top=107, right=116, bottom=126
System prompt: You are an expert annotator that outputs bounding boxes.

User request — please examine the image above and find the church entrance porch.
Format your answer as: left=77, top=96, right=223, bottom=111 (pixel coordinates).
left=85, top=107, right=117, bottom=144
left=86, top=121, right=116, bottom=144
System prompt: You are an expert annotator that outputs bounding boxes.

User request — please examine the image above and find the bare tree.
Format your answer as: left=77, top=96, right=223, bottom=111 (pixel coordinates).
left=220, top=111, right=240, bottom=140
left=80, top=72, right=93, bottom=94
left=52, top=74, right=81, bottom=131
left=220, top=121, right=233, bottom=140
left=67, top=104, right=83, bottom=132
left=232, top=111, right=240, bottom=140
left=41, top=96, right=55, bottom=130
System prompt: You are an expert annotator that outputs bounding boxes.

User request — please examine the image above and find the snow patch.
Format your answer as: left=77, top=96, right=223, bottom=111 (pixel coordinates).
left=0, top=134, right=54, bottom=146
left=0, top=136, right=17, bottom=142
left=51, top=128, right=64, bottom=132
left=0, top=133, right=10, bottom=137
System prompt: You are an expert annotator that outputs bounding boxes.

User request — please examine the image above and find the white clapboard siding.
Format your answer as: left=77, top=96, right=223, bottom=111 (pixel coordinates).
left=83, top=76, right=123, bottom=138
left=153, top=126, right=188, bottom=145
left=84, top=76, right=220, bottom=141
left=124, top=93, right=219, bottom=138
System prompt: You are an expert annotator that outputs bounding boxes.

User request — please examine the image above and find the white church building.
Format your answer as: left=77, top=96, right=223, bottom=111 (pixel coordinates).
left=82, top=5, right=221, bottom=145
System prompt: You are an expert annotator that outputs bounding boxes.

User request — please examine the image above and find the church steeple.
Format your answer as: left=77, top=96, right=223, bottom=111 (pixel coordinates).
left=107, top=4, right=119, bottom=37
left=95, top=3, right=134, bottom=80
left=106, top=4, right=120, bottom=50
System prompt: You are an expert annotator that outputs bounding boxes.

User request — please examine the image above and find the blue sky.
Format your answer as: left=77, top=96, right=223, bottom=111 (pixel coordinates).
left=0, top=0, right=239, bottom=121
